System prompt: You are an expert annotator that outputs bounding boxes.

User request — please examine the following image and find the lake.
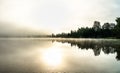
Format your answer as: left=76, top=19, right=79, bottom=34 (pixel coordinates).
left=0, top=38, right=120, bottom=73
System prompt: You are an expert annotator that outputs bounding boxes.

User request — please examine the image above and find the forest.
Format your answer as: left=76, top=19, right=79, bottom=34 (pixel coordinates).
left=52, top=17, right=120, bottom=38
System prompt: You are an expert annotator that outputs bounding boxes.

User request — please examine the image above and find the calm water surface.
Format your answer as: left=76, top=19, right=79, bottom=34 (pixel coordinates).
left=0, top=38, right=120, bottom=73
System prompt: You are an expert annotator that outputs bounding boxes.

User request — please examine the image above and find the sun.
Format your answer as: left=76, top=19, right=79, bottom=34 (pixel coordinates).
left=42, top=48, right=63, bottom=67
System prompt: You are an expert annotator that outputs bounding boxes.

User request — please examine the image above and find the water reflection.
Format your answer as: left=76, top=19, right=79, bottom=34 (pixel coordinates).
left=0, top=38, right=120, bottom=73
left=42, top=48, right=63, bottom=67
left=54, top=39, right=120, bottom=61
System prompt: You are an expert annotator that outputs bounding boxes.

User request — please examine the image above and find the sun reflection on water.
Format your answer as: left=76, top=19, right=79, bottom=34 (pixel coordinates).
left=42, top=48, right=63, bottom=67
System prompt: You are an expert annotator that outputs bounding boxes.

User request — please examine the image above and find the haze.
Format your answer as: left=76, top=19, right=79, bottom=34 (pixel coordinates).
left=0, top=0, right=120, bottom=36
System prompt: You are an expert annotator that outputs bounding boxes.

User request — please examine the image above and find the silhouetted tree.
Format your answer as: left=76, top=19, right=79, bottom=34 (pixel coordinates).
left=102, top=23, right=110, bottom=29
left=53, top=18, right=119, bottom=38
left=93, top=21, right=101, bottom=31
left=114, top=17, right=120, bottom=38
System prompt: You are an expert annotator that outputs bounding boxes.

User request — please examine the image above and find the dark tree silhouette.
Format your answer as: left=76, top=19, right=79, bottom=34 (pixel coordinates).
left=114, top=17, right=120, bottom=38
left=52, top=17, right=120, bottom=38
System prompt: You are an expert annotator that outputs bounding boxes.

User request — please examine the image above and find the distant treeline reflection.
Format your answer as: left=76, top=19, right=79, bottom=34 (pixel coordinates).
left=53, top=39, right=120, bottom=61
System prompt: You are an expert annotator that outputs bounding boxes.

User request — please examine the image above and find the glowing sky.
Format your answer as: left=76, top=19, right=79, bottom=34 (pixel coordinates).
left=0, top=0, right=120, bottom=35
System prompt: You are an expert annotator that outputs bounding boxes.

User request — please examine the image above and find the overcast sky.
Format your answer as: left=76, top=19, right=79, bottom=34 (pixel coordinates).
left=0, top=0, right=120, bottom=35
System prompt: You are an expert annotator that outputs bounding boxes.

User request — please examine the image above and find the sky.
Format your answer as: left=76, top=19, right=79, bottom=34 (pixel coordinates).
left=0, top=0, right=120, bottom=35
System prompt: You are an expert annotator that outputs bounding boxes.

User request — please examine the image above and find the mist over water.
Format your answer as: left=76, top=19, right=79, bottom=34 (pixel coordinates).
left=0, top=38, right=120, bottom=73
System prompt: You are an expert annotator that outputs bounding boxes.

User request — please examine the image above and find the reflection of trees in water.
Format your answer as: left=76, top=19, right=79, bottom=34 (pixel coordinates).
left=55, top=39, right=120, bottom=61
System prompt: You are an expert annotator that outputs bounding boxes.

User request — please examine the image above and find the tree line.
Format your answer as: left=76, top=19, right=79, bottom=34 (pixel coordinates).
left=52, top=17, right=120, bottom=38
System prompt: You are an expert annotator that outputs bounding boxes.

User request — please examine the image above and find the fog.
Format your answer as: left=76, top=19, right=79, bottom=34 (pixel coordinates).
left=0, top=0, right=120, bottom=35
left=0, top=22, right=47, bottom=36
